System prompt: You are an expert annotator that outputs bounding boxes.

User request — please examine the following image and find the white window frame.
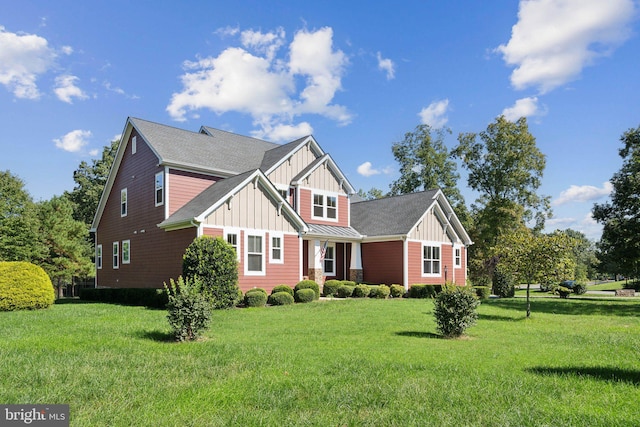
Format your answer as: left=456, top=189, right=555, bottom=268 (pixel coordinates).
left=120, top=188, right=128, bottom=217
left=270, top=233, right=284, bottom=264
left=311, top=191, right=339, bottom=222
left=131, top=136, right=137, bottom=154
left=422, top=243, right=441, bottom=277
left=122, top=240, right=131, bottom=264
left=322, top=242, right=336, bottom=276
left=155, top=171, right=164, bottom=207
left=326, top=195, right=337, bottom=219
left=224, top=228, right=241, bottom=261
left=96, top=244, right=102, bottom=270
left=454, top=246, right=462, bottom=268
left=113, top=242, right=119, bottom=269
left=244, top=231, right=265, bottom=276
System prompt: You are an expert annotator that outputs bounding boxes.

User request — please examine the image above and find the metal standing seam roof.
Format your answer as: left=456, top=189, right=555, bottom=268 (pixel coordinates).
left=306, top=223, right=363, bottom=239
left=350, top=189, right=440, bottom=236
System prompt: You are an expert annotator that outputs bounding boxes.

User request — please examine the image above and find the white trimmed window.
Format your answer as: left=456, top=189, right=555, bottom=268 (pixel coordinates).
left=122, top=240, right=131, bottom=264
left=323, top=243, right=336, bottom=275
left=313, top=194, right=324, bottom=217
left=455, top=247, right=461, bottom=267
left=96, top=244, right=102, bottom=270
left=224, top=228, right=240, bottom=261
left=113, top=242, right=119, bottom=269
left=155, top=171, right=164, bottom=206
left=131, top=136, right=137, bottom=154
left=326, top=196, right=337, bottom=219
left=270, top=233, right=283, bottom=263
left=422, top=244, right=441, bottom=276
left=312, top=192, right=339, bottom=221
left=245, top=233, right=265, bottom=275
left=120, top=188, right=127, bottom=217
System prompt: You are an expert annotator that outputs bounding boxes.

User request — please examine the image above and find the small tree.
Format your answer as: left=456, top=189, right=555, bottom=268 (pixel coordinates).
left=165, top=276, right=212, bottom=342
left=182, top=236, right=240, bottom=309
left=433, top=286, right=480, bottom=338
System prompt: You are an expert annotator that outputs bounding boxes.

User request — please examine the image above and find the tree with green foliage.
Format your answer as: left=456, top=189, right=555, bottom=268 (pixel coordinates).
left=453, top=116, right=551, bottom=284
left=0, top=170, right=45, bottom=263
left=592, top=125, right=640, bottom=279
left=36, top=196, right=94, bottom=297
left=66, top=139, right=119, bottom=225
left=356, top=187, right=385, bottom=200
left=496, top=229, right=576, bottom=318
left=562, top=228, right=597, bottom=282
left=389, top=124, right=468, bottom=225
left=182, top=236, right=240, bottom=309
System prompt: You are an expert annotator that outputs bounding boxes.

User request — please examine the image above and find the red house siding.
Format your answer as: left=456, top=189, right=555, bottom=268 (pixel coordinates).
left=168, top=169, right=220, bottom=216
left=298, top=189, right=348, bottom=227
left=362, top=241, right=403, bottom=285
left=407, top=242, right=464, bottom=285
left=96, top=130, right=198, bottom=288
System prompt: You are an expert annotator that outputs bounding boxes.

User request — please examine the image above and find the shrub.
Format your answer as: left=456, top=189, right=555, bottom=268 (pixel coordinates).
left=492, top=269, right=515, bottom=298
left=271, top=285, right=293, bottom=296
left=182, top=236, right=240, bottom=309
left=0, top=262, right=55, bottom=311
left=294, top=280, right=320, bottom=300
left=165, top=276, right=213, bottom=342
left=573, top=283, right=587, bottom=295
left=244, top=289, right=267, bottom=307
left=473, top=286, right=491, bottom=300
left=295, top=288, right=316, bottom=303
left=556, top=286, right=572, bottom=299
left=322, top=280, right=342, bottom=297
left=390, top=284, right=405, bottom=298
left=268, top=291, right=294, bottom=306
left=79, top=287, right=168, bottom=308
left=336, top=285, right=355, bottom=298
left=408, top=284, right=436, bottom=299
left=433, top=285, right=480, bottom=338
left=369, top=284, right=390, bottom=299
left=341, top=280, right=356, bottom=287
left=352, top=284, right=370, bottom=298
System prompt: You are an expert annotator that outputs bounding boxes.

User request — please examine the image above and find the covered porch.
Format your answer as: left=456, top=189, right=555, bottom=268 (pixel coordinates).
left=302, top=224, right=363, bottom=285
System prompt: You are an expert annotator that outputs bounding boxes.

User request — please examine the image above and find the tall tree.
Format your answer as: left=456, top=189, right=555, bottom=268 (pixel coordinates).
left=389, top=124, right=468, bottom=224
left=592, top=125, right=640, bottom=278
left=0, top=170, right=45, bottom=262
left=66, top=139, right=119, bottom=225
left=356, top=187, right=385, bottom=201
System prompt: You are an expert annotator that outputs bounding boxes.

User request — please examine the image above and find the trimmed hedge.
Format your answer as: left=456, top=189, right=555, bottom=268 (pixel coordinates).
left=268, top=291, right=294, bottom=306
left=352, top=284, right=370, bottom=298
left=244, top=289, right=268, bottom=307
left=336, top=285, right=355, bottom=298
left=408, top=284, right=437, bottom=299
left=369, top=284, right=390, bottom=299
left=0, top=262, right=55, bottom=311
left=271, top=285, right=293, bottom=296
left=473, top=286, right=491, bottom=300
left=390, top=284, right=405, bottom=298
left=295, top=288, right=316, bottom=303
left=294, top=280, right=320, bottom=300
left=322, top=280, right=342, bottom=297
left=79, top=287, right=168, bottom=308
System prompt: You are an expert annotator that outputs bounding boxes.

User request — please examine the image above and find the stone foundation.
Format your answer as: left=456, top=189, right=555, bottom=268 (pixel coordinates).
left=308, top=268, right=324, bottom=284
left=349, top=269, right=363, bottom=283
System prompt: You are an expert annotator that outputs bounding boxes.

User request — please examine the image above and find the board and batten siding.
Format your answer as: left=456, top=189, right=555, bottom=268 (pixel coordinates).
left=168, top=169, right=220, bottom=216
left=267, top=143, right=319, bottom=187
left=408, top=208, right=453, bottom=243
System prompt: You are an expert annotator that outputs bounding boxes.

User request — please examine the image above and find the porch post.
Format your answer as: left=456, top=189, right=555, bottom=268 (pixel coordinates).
left=349, top=241, right=363, bottom=283
left=308, top=239, right=323, bottom=285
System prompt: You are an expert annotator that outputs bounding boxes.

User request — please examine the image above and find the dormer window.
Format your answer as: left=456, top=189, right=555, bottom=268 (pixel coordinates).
left=312, top=192, right=338, bottom=221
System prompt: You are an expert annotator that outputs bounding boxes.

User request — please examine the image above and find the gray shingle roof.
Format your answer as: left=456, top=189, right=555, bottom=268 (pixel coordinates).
left=306, top=223, right=362, bottom=239
left=132, top=118, right=278, bottom=174
left=260, top=136, right=309, bottom=172
left=350, top=189, right=440, bottom=236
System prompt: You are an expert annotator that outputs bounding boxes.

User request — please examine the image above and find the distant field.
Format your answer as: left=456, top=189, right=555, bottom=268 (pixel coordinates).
left=1, top=298, right=639, bottom=426
left=588, top=280, right=627, bottom=291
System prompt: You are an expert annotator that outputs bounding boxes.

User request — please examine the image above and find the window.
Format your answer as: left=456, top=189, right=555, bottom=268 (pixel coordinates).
left=323, top=244, right=335, bottom=275
left=246, top=234, right=264, bottom=274
left=122, top=240, right=130, bottom=264
left=113, top=242, right=119, bottom=269
left=271, top=234, right=283, bottom=263
left=423, top=245, right=440, bottom=275
left=224, top=229, right=240, bottom=260
left=131, top=136, right=137, bottom=154
left=278, top=189, right=288, bottom=201
left=455, top=247, right=461, bottom=267
left=96, top=245, right=102, bottom=270
left=120, top=188, right=127, bottom=217
left=312, top=192, right=338, bottom=221
left=155, top=172, right=164, bottom=206
left=326, top=196, right=337, bottom=219
left=313, top=194, right=324, bottom=217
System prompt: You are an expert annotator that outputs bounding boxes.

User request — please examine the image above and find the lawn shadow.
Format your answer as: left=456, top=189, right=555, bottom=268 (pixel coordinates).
left=54, top=298, right=95, bottom=305
left=395, top=331, right=441, bottom=339
left=478, top=313, right=526, bottom=322
left=487, top=298, right=639, bottom=317
left=527, top=366, right=640, bottom=386
left=135, top=330, right=175, bottom=342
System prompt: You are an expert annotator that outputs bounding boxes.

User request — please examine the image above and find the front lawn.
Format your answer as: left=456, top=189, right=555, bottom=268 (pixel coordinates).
left=1, top=298, right=639, bottom=426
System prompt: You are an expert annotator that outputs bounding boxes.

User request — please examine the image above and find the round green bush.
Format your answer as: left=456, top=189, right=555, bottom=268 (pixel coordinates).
left=390, top=284, right=405, bottom=298
left=473, top=286, right=491, bottom=300
left=573, top=283, right=587, bottom=295
left=165, top=276, right=213, bottom=341
left=0, top=262, right=55, bottom=311
left=295, top=288, right=316, bottom=303
left=352, top=284, right=370, bottom=298
left=294, top=280, right=320, bottom=300
left=433, top=285, right=480, bottom=338
left=336, top=284, right=354, bottom=298
left=369, top=284, right=390, bottom=299
left=322, top=279, right=342, bottom=297
left=271, top=284, right=293, bottom=296
left=268, top=291, right=294, bottom=306
left=248, top=287, right=267, bottom=295
left=492, top=269, right=515, bottom=298
left=244, top=289, right=268, bottom=307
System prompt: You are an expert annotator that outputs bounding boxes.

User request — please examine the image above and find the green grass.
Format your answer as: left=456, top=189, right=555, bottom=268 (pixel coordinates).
left=2, top=298, right=640, bottom=426
left=588, top=280, right=627, bottom=291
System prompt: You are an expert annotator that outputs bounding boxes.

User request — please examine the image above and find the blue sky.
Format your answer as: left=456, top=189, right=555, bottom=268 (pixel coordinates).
left=1, top=0, right=638, bottom=240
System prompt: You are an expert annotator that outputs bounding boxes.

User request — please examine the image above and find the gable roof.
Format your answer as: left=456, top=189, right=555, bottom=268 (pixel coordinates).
left=260, top=136, right=313, bottom=173
left=291, top=153, right=356, bottom=195
left=351, top=189, right=472, bottom=244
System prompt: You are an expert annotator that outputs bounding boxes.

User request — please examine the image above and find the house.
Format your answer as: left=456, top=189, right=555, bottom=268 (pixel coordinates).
left=91, top=117, right=472, bottom=294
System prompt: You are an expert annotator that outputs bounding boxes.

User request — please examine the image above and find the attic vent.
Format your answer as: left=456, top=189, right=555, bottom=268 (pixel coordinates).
left=131, top=136, right=137, bottom=154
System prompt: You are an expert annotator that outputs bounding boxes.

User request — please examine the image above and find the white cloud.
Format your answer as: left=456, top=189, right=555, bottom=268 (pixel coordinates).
left=251, top=121, right=313, bottom=142
left=167, top=26, right=351, bottom=137
left=61, top=46, right=73, bottom=55
left=497, top=0, right=636, bottom=93
left=54, top=75, right=88, bottom=103
left=357, top=161, right=380, bottom=177
left=502, top=96, right=545, bottom=121
left=553, top=181, right=612, bottom=205
left=376, top=52, right=395, bottom=80
left=54, top=129, right=92, bottom=153
left=547, top=212, right=602, bottom=240
left=0, top=26, right=57, bottom=99
left=418, top=99, right=450, bottom=128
